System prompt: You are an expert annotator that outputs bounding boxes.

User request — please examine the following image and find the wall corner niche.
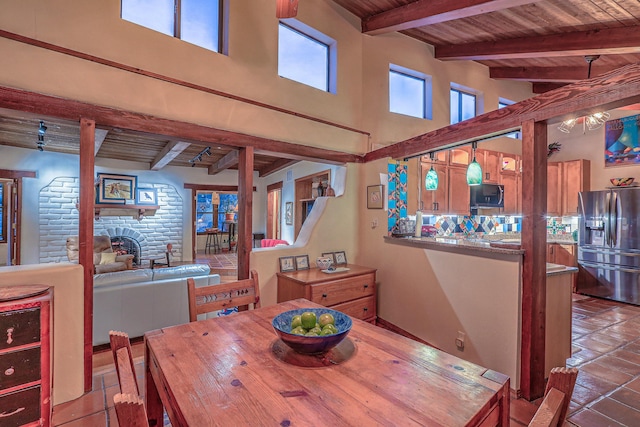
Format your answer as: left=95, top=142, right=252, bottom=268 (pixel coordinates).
left=294, top=170, right=330, bottom=239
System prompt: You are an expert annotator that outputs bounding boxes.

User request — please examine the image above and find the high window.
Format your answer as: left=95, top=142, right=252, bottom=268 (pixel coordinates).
left=196, top=192, right=237, bottom=233
left=121, top=0, right=224, bottom=53
left=278, top=21, right=336, bottom=93
left=450, top=86, right=478, bottom=124
left=499, top=99, right=522, bottom=139
left=389, top=64, right=432, bottom=119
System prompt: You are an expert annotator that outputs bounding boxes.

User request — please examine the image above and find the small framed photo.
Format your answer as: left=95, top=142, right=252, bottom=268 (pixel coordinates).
left=334, top=251, right=347, bottom=265
left=97, top=173, right=137, bottom=204
left=136, top=188, right=157, bottom=205
left=321, top=252, right=336, bottom=264
left=295, top=255, right=310, bottom=270
left=285, top=201, right=293, bottom=225
left=367, top=184, right=384, bottom=209
left=279, top=256, right=296, bottom=273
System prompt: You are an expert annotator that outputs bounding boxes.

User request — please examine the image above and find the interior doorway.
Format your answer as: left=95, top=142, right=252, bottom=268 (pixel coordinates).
left=0, top=173, right=31, bottom=266
left=267, top=182, right=282, bottom=240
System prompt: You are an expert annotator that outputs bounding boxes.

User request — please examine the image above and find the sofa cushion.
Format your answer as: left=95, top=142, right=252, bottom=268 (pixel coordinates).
left=94, top=268, right=154, bottom=288
left=99, top=252, right=117, bottom=264
left=152, top=264, right=211, bottom=281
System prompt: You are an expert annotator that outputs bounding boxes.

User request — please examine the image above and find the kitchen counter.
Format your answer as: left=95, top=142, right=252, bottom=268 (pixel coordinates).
left=546, top=262, right=578, bottom=276
left=384, top=236, right=524, bottom=259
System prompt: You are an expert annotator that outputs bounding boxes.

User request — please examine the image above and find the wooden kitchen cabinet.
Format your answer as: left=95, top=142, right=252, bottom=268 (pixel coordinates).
left=420, top=162, right=448, bottom=214
left=478, top=149, right=501, bottom=184
left=277, top=264, right=377, bottom=322
left=500, top=172, right=520, bottom=214
left=547, top=162, right=562, bottom=216
left=562, top=159, right=590, bottom=216
left=0, top=285, right=51, bottom=427
left=547, top=243, right=578, bottom=290
left=448, top=167, right=470, bottom=214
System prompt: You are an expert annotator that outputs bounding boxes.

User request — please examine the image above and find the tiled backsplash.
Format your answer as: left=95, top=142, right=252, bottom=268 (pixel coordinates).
left=419, top=214, right=578, bottom=237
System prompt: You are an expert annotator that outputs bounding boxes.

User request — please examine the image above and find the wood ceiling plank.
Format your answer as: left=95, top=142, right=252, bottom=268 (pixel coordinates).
left=276, top=0, right=298, bottom=18
left=362, top=0, right=542, bottom=34
left=208, top=150, right=239, bottom=175
left=489, top=64, right=620, bottom=82
left=436, top=25, right=640, bottom=60
left=151, top=140, right=191, bottom=170
left=258, top=158, right=299, bottom=177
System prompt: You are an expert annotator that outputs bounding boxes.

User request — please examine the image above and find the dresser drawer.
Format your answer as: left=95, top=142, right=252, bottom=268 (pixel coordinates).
left=0, top=308, right=40, bottom=351
left=309, top=273, right=375, bottom=306
left=0, top=347, right=41, bottom=391
left=0, top=385, right=41, bottom=427
left=331, top=295, right=376, bottom=321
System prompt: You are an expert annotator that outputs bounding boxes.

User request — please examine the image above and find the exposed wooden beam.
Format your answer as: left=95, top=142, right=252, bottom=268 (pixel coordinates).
left=363, top=0, right=541, bottom=35
left=208, top=150, right=239, bottom=175
left=365, top=62, right=640, bottom=162
left=150, top=140, right=190, bottom=170
left=0, top=86, right=365, bottom=165
left=276, top=0, right=298, bottom=18
left=258, top=158, right=299, bottom=177
left=253, top=148, right=348, bottom=166
left=436, top=26, right=640, bottom=60
left=0, top=169, right=36, bottom=178
left=489, top=65, right=618, bottom=83
left=532, top=83, right=568, bottom=94
left=94, top=128, right=108, bottom=156
left=183, top=184, right=257, bottom=192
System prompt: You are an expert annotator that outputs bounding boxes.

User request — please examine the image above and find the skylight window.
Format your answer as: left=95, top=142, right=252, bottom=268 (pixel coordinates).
left=121, top=0, right=223, bottom=53
left=278, top=21, right=336, bottom=93
left=389, top=65, right=432, bottom=119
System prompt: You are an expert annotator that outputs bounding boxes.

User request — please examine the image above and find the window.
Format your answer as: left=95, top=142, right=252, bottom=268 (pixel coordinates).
left=450, top=87, right=477, bottom=124
left=278, top=21, right=336, bottom=93
left=196, top=191, right=237, bottom=233
left=389, top=64, right=432, bottom=119
left=499, top=99, right=522, bottom=139
left=121, top=0, right=224, bottom=53
left=0, top=183, right=5, bottom=243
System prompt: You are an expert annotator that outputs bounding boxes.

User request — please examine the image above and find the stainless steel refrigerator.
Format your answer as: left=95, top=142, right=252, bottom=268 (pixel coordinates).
left=577, top=187, right=640, bottom=305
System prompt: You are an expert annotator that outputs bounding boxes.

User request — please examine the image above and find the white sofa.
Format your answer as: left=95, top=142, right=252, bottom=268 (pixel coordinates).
left=93, top=264, right=220, bottom=345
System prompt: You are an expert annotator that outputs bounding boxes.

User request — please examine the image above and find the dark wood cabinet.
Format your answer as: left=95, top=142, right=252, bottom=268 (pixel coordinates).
left=277, top=264, right=377, bottom=323
left=0, top=285, right=51, bottom=427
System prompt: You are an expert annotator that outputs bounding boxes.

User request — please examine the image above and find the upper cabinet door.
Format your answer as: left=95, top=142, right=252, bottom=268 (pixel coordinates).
left=479, top=149, right=501, bottom=184
left=449, top=147, right=471, bottom=167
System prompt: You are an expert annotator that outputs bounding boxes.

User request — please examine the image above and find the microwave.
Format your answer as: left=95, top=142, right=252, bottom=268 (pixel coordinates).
left=470, top=184, right=504, bottom=209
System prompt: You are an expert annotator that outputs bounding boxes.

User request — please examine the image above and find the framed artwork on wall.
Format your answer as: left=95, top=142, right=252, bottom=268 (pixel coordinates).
left=367, top=184, right=384, bottom=209
left=285, top=201, right=293, bottom=225
left=97, top=173, right=137, bottom=204
left=136, top=188, right=157, bottom=205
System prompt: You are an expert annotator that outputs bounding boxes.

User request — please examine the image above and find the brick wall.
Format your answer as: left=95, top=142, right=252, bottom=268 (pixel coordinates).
left=39, top=177, right=183, bottom=263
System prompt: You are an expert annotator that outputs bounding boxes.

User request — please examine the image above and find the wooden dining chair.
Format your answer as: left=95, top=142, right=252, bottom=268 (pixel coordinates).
left=187, top=269, right=261, bottom=322
left=109, top=330, right=139, bottom=395
left=528, top=367, right=579, bottom=427
left=113, top=393, right=150, bottom=427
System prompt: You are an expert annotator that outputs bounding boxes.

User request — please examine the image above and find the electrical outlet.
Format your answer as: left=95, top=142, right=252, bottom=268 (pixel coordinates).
left=455, top=331, right=465, bottom=350
left=371, top=218, right=378, bottom=228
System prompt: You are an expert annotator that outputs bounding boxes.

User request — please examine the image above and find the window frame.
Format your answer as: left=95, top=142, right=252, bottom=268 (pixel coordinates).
left=498, top=98, right=522, bottom=139
left=450, top=83, right=483, bottom=125
left=389, top=64, right=433, bottom=120
left=278, top=19, right=337, bottom=93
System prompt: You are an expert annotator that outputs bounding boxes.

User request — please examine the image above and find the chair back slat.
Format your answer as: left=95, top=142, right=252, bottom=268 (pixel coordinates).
left=528, top=367, right=578, bottom=427
left=109, top=330, right=139, bottom=395
left=188, top=269, right=261, bottom=322
left=113, top=393, right=150, bottom=427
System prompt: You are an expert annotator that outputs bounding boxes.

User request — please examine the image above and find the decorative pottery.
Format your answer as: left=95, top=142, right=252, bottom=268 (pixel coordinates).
left=272, top=308, right=352, bottom=354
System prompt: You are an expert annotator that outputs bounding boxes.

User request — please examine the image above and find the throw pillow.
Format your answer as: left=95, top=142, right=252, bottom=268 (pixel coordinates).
left=99, top=252, right=117, bottom=265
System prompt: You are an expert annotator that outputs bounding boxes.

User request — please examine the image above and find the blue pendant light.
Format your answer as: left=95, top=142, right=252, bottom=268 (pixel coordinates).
left=425, top=152, right=438, bottom=190
left=466, top=142, right=482, bottom=186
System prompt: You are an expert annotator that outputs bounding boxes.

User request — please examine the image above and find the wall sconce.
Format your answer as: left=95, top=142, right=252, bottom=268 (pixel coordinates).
left=466, top=142, right=482, bottom=186
left=189, top=146, right=212, bottom=167
left=425, top=152, right=439, bottom=190
left=37, top=120, right=47, bottom=152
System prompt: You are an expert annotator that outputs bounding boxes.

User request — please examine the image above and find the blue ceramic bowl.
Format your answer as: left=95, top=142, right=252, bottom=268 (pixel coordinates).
left=272, top=308, right=352, bottom=354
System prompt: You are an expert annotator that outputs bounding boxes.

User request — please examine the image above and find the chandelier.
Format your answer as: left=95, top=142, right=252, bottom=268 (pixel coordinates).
left=558, top=55, right=610, bottom=133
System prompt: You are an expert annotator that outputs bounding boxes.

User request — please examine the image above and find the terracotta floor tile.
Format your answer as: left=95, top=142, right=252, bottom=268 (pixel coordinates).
left=609, top=387, right=640, bottom=411
left=52, top=389, right=106, bottom=425
left=508, top=396, right=537, bottom=425
left=594, top=355, right=640, bottom=376
left=567, top=347, right=603, bottom=366
left=571, top=383, right=605, bottom=406
left=574, top=336, right=620, bottom=353
left=589, top=397, right=640, bottom=426
left=575, top=371, right=619, bottom=395
left=581, top=361, right=633, bottom=386
left=625, top=377, right=640, bottom=394
left=567, top=408, right=626, bottom=427
left=53, top=410, right=108, bottom=427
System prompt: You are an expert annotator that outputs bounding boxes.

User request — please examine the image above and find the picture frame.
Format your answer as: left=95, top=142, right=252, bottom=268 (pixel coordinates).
left=97, top=173, right=137, bottom=204
left=279, top=256, right=296, bottom=273
left=321, top=252, right=336, bottom=264
left=367, top=184, right=384, bottom=209
left=136, top=188, right=157, bottom=206
left=295, top=255, right=310, bottom=270
left=285, top=201, right=293, bottom=225
left=334, top=251, right=347, bottom=265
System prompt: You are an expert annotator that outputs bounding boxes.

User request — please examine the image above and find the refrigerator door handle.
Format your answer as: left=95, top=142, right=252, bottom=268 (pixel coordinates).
left=605, top=192, right=611, bottom=246
left=580, top=261, right=640, bottom=273
left=611, top=191, right=618, bottom=247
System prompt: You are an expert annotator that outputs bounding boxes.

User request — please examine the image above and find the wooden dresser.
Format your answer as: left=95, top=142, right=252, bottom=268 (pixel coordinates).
left=0, top=285, right=51, bottom=427
left=276, top=264, right=377, bottom=322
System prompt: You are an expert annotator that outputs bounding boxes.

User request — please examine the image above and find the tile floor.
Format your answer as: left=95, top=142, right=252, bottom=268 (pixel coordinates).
left=51, top=270, right=640, bottom=426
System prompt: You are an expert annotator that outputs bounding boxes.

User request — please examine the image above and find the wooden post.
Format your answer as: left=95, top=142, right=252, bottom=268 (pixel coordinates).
left=79, top=117, right=95, bottom=392
left=520, top=119, right=548, bottom=400
left=237, top=147, right=254, bottom=280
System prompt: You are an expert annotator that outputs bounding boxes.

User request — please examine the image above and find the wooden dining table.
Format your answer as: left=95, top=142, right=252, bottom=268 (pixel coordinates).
left=144, top=298, right=510, bottom=426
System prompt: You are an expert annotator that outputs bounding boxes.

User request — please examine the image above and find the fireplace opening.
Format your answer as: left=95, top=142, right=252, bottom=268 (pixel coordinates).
left=110, top=236, right=141, bottom=266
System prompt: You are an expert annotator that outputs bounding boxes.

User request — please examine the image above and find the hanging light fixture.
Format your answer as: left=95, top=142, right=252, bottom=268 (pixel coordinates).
left=558, top=55, right=610, bottom=133
left=466, top=142, right=482, bottom=186
left=36, top=120, right=47, bottom=152
left=425, top=152, right=439, bottom=190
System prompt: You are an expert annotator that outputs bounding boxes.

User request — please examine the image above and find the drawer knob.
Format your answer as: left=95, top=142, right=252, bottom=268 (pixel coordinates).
left=322, top=293, right=327, bottom=298
left=363, top=307, right=368, bottom=312
left=363, top=284, right=369, bottom=289
left=4, top=367, right=14, bottom=376
left=6, top=327, right=14, bottom=345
